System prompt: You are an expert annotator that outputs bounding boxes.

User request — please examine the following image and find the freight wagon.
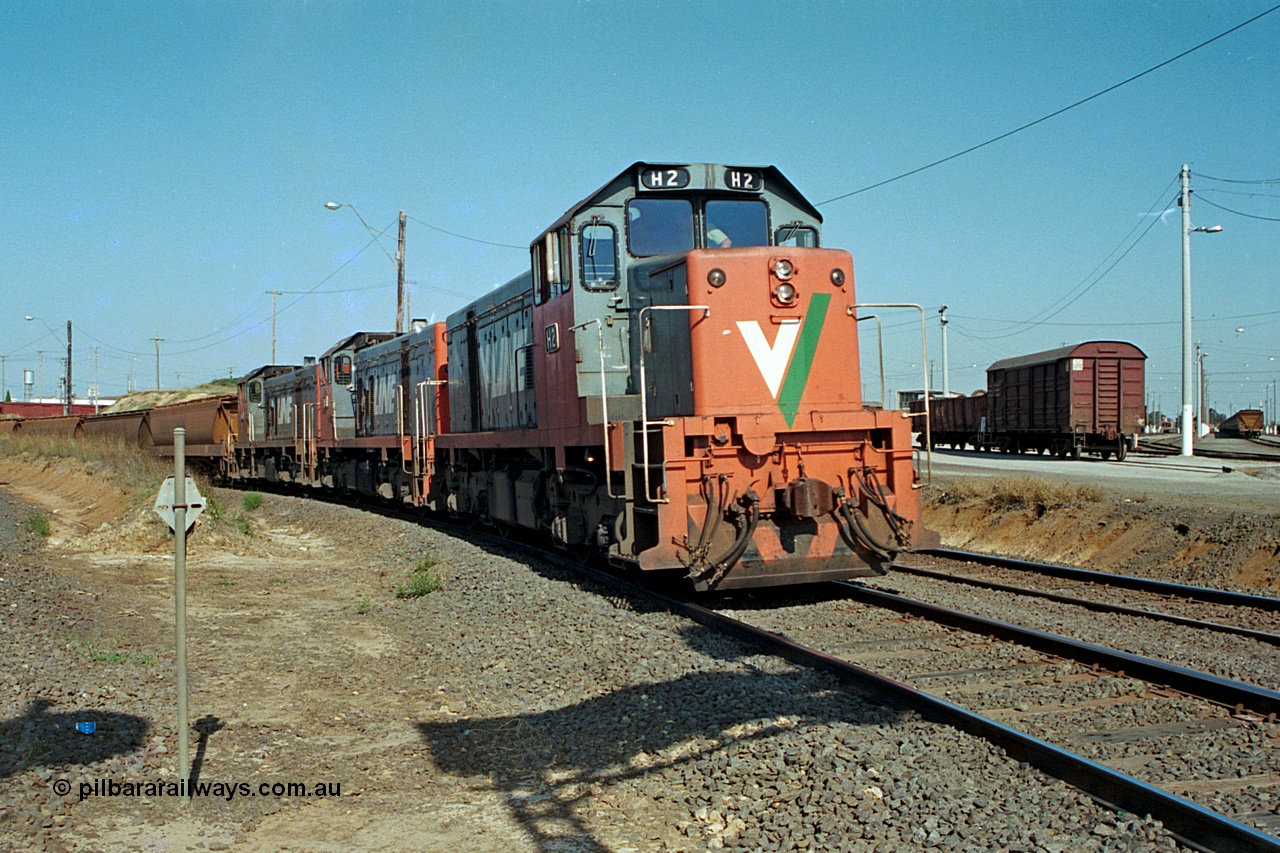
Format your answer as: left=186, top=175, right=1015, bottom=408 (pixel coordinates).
left=1218, top=409, right=1264, bottom=439
left=917, top=342, right=1146, bottom=460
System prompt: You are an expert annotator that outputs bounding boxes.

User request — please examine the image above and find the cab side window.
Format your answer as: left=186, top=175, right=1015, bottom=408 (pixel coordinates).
left=775, top=224, right=818, bottom=247
left=579, top=223, right=618, bottom=291
left=248, top=380, right=262, bottom=404
left=334, top=355, right=353, bottom=386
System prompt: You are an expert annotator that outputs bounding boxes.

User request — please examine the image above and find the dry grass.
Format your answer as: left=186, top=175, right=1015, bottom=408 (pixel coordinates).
left=1, top=433, right=175, bottom=500
left=940, top=476, right=1105, bottom=516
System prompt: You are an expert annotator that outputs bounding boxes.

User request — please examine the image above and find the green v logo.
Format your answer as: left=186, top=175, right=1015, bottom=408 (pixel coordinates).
left=736, top=293, right=831, bottom=428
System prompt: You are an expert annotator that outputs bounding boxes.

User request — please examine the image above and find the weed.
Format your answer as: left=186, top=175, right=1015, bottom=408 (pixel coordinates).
left=234, top=519, right=253, bottom=537
left=941, top=476, right=1104, bottom=516
left=241, top=492, right=264, bottom=512
left=64, top=631, right=153, bottom=666
left=26, top=515, right=51, bottom=537
left=395, top=560, right=442, bottom=598
left=0, top=433, right=171, bottom=504
left=356, top=597, right=372, bottom=614
left=214, top=576, right=236, bottom=587
left=205, top=496, right=224, bottom=522
left=22, top=736, right=53, bottom=762
left=271, top=577, right=286, bottom=586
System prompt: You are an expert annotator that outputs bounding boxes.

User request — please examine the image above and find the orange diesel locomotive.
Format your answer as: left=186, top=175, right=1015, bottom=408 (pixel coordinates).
left=225, top=162, right=935, bottom=590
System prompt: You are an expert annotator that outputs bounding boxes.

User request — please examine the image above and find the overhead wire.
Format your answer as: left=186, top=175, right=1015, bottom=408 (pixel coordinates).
left=1196, top=173, right=1280, bottom=185
left=949, top=179, right=1177, bottom=339
left=815, top=4, right=1280, bottom=206
left=406, top=214, right=526, bottom=250
left=1194, top=195, right=1280, bottom=222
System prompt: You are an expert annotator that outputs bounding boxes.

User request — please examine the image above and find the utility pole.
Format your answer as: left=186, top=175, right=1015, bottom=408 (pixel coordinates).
left=151, top=337, right=164, bottom=390
left=93, top=346, right=100, bottom=413
left=1196, top=344, right=1207, bottom=437
left=1, top=355, right=6, bottom=402
left=396, top=210, right=406, bottom=335
left=1180, top=164, right=1194, bottom=456
left=64, top=320, right=73, bottom=414
left=938, top=305, right=950, bottom=396
left=265, top=290, right=282, bottom=363
left=37, top=351, right=44, bottom=401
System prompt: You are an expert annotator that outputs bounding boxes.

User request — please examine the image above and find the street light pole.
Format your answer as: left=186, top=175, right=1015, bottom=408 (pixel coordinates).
left=65, top=320, right=72, bottom=415
left=1180, top=165, right=1194, bottom=456
left=396, top=210, right=406, bottom=335
left=325, top=202, right=407, bottom=334
left=938, top=305, right=950, bottom=397
left=1178, top=164, right=1223, bottom=456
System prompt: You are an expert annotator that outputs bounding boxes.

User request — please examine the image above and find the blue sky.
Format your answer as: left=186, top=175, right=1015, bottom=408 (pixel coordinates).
left=2, top=1, right=1276, bottom=416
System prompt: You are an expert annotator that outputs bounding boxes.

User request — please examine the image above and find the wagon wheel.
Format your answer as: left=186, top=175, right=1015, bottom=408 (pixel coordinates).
left=1100, top=449, right=1112, bottom=460
left=1116, top=438, right=1128, bottom=462
left=1069, top=444, right=1081, bottom=460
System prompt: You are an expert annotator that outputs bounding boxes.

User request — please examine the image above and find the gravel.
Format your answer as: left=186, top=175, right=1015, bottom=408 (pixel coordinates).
left=0, top=475, right=1185, bottom=852
left=716, top=572, right=1280, bottom=840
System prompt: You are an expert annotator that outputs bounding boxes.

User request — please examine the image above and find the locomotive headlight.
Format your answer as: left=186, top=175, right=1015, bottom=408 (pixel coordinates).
left=773, top=259, right=794, bottom=281
left=830, top=268, right=846, bottom=287
left=775, top=283, right=797, bottom=304
left=708, top=268, right=727, bottom=287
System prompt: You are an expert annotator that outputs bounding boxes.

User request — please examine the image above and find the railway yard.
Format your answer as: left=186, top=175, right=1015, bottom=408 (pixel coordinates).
left=0, top=443, right=1276, bottom=853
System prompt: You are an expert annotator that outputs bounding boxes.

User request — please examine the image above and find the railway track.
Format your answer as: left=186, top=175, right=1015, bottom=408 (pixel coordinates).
left=231, top=481, right=1280, bottom=850
left=1139, top=436, right=1280, bottom=463
left=701, top=580, right=1280, bottom=851
left=910, top=548, right=1280, bottom=645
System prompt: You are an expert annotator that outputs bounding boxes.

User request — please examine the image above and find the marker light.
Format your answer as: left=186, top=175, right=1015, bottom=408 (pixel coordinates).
left=776, top=283, right=797, bottom=304
left=830, top=268, right=845, bottom=287
left=773, top=259, right=794, bottom=281
left=708, top=268, right=727, bottom=287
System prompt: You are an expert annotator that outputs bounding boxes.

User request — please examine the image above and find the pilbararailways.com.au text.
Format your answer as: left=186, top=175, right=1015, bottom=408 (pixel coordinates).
left=54, top=778, right=342, bottom=802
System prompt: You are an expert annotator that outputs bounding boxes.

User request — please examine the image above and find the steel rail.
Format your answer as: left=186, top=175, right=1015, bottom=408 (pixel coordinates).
left=928, top=548, right=1280, bottom=612
left=894, top=563, right=1280, bottom=646
left=220, top=482, right=1280, bottom=850
left=836, top=581, right=1280, bottom=718
left=653, top=587, right=1280, bottom=853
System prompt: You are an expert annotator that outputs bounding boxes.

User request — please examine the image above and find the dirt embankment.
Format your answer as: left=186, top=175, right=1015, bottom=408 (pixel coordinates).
left=924, top=477, right=1280, bottom=589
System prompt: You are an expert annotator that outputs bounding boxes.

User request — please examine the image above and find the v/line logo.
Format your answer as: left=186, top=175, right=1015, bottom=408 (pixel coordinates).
left=735, top=293, right=831, bottom=428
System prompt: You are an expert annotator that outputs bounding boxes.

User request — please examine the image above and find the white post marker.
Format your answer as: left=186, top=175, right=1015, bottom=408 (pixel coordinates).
left=153, top=429, right=204, bottom=800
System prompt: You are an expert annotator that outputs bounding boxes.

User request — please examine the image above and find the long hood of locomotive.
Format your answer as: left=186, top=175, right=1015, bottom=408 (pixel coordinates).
left=646, top=247, right=861, bottom=443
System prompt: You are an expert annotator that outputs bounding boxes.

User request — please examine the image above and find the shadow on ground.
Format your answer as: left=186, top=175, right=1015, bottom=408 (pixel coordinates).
left=417, top=625, right=899, bottom=853
left=0, top=698, right=150, bottom=781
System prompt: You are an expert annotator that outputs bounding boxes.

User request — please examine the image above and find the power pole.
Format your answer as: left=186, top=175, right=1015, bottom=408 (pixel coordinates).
left=265, top=290, right=282, bottom=363
left=1180, top=164, right=1194, bottom=456
left=64, top=320, right=73, bottom=414
left=93, top=346, right=99, bottom=413
left=151, top=337, right=164, bottom=390
left=938, top=305, right=950, bottom=396
left=1196, top=343, right=1206, bottom=437
left=37, top=351, right=44, bottom=401
left=396, top=210, right=406, bottom=334
left=1, top=355, right=6, bottom=402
